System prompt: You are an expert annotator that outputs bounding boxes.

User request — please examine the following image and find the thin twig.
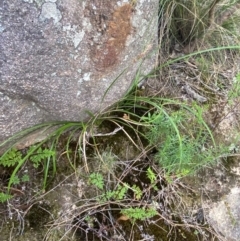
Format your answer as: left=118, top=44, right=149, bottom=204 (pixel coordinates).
left=87, top=126, right=124, bottom=138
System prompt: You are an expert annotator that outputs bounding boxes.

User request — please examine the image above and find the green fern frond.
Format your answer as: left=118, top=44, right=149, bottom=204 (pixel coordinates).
left=89, top=173, right=104, bottom=190
left=132, top=184, right=143, bottom=200
left=0, top=148, right=22, bottom=167
left=103, top=184, right=128, bottom=201
left=0, top=192, right=13, bottom=203
left=146, top=167, right=157, bottom=184
left=29, top=146, right=55, bottom=168
left=121, top=207, right=157, bottom=222
left=114, top=184, right=129, bottom=200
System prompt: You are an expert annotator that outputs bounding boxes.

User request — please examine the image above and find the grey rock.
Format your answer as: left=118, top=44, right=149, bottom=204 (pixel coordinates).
left=208, top=187, right=240, bottom=241
left=0, top=0, right=158, bottom=149
left=39, top=2, right=62, bottom=24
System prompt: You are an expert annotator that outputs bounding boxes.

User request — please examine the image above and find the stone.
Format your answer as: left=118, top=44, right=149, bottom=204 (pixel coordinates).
left=207, top=187, right=240, bottom=241
left=0, top=0, right=159, bottom=149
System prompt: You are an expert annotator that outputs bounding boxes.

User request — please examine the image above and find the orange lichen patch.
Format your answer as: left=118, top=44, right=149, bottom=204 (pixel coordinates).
left=107, top=4, right=132, bottom=52
left=91, top=4, right=133, bottom=70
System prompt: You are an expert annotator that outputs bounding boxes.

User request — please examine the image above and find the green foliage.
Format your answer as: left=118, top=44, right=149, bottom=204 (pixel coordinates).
left=98, top=182, right=144, bottom=202
left=146, top=167, right=157, bottom=184
left=0, top=146, right=55, bottom=169
left=121, top=207, right=157, bottom=223
left=11, top=174, right=30, bottom=184
left=113, top=184, right=129, bottom=200
left=157, top=136, right=194, bottom=174
left=145, top=110, right=183, bottom=147
left=12, top=175, right=20, bottom=185
left=21, top=174, right=30, bottom=182
left=0, top=148, right=22, bottom=167
left=132, top=184, right=143, bottom=200
left=0, top=146, right=56, bottom=192
left=145, top=106, right=220, bottom=175
left=104, top=184, right=128, bottom=201
left=89, top=173, right=104, bottom=190
left=29, top=146, right=55, bottom=168
left=0, top=192, right=12, bottom=203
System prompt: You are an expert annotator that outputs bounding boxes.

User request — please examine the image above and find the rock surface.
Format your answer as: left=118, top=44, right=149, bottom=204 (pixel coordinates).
left=208, top=187, right=240, bottom=241
left=0, top=0, right=158, bottom=146
left=200, top=152, right=240, bottom=241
